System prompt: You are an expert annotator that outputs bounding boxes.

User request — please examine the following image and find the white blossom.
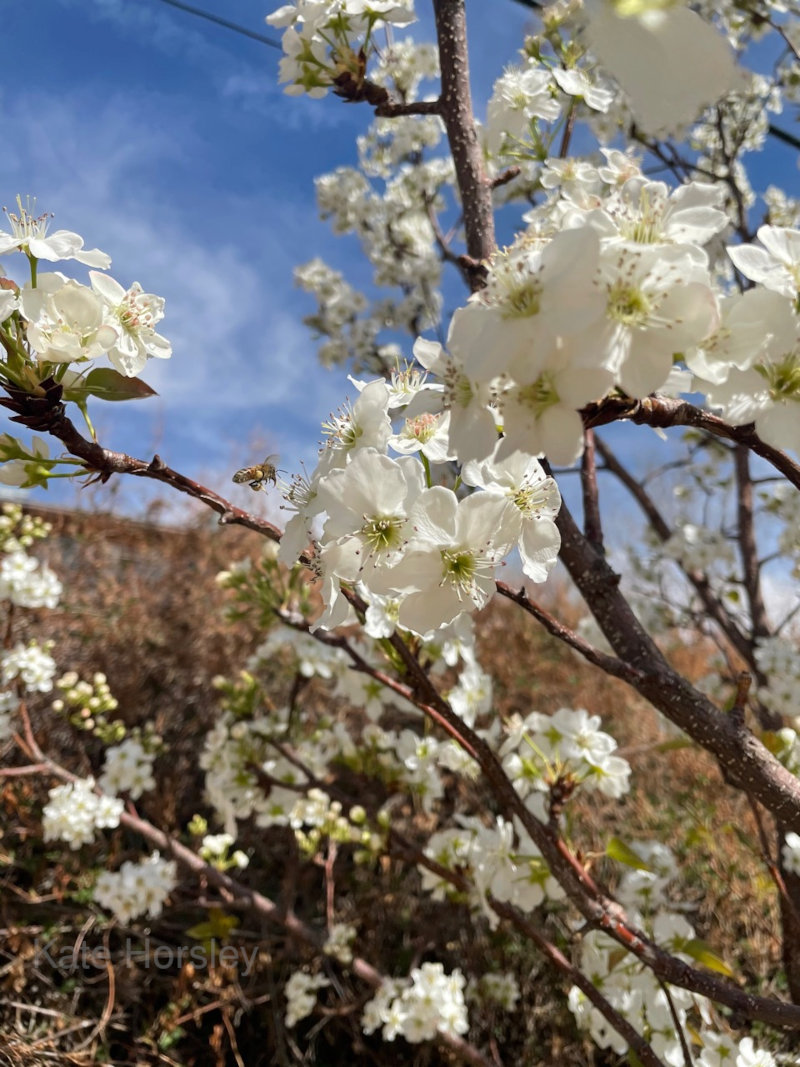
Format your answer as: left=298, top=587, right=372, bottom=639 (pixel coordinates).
left=94, top=852, right=177, bottom=923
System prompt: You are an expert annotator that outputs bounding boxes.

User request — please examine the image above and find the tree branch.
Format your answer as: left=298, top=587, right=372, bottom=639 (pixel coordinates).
left=433, top=0, right=495, bottom=285
left=3, top=386, right=283, bottom=543
left=583, top=395, right=800, bottom=492
left=553, top=495, right=800, bottom=832
left=594, top=434, right=754, bottom=667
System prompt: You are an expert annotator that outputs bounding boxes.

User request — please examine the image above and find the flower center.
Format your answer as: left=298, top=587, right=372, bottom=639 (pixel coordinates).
left=517, top=373, right=560, bottom=418
left=511, top=476, right=556, bottom=517
left=404, top=412, right=438, bottom=442
left=440, top=548, right=477, bottom=596
left=322, top=402, right=361, bottom=448
left=4, top=195, right=51, bottom=245
left=607, top=279, right=651, bottom=326
left=361, top=515, right=405, bottom=553
left=756, top=353, right=800, bottom=402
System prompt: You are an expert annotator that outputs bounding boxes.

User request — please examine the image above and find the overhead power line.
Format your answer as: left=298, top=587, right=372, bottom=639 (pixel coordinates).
left=151, top=0, right=282, bottom=49
left=146, top=0, right=799, bottom=156
left=149, top=0, right=541, bottom=51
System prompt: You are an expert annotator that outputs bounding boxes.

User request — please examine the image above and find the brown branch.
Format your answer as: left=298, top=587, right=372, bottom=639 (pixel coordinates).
left=734, top=445, right=770, bottom=647
left=553, top=496, right=800, bottom=834
left=495, top=581, right=642, bottom=683
left=328, top=598, right=800, bottom=1028
left=15, top=396, right=283, bottom=543
left=18, top=594, right=800, bottom=1029
left=391, top=831, right=668, bottom=1067
left=433, top=0, right=495, bottom=286
left=490, top=166, right=521, bottom=189
left=583, top=395, right=800, bottom=491
left=425, top=196, right=475, bottom=289
left=581, top=427, right=603, bottom=551
left=657, top=979, right=694, bottom=1067
left=594, top=434, right=753, bottom=666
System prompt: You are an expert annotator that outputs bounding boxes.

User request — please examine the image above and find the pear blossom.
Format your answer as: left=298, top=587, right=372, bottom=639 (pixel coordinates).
left=89, top=272, right=171, bottom=377
left=686, top=288, right=797, bottom=385
left=319, top=378, right=392, bottom=467
left=0, top=435, right=55, bottom=489
left=584, top=178, right=728, bottom=261
left=0, top=287, right=18, bottom=322
left=362, top=963, right=468, bottom=1043
left=2, top=641, right=56, bottom=692
left=462, top=447, right=561, bottom=582
left=552, top=67, right=615, bottom=112
left=583, top=1, right=738, bottom=134
left=277, top=465, right=326, bottom=566
left=374, top=487, right=518, bottom=634
left=0, top=550, right=61, bottom=609
left=486, top=63, right=561, bottom=154
left=99, top=737, right=157, bottom=799
left=704, top=321, right=800, bottom=453
left=389, top=408, right=454, bottom=462
left=42, top=777, right=123, bottom=850
left=409, top=337, right=498, bottom=464
left=267, top=0, right=416, bottom=99
left=727, top=225, right=800, bottom=299
left=497, top=346, right=613, bottom=466
left=21, top=274, right=117, bottom=364
left=782, top=832, right=800, bottom=876
left=0, top=197, right=110, bottom=267
left=316, top=449, right=423, bottom=582
left=323, top=922, right=357, bottom=963
left=94, top=852, right=177, bottom=922
left=592, top=247, right=719, bottom=398
left=735, top=1038, right=776, bottom=1067
left=452, top=226, right=606, bottom=383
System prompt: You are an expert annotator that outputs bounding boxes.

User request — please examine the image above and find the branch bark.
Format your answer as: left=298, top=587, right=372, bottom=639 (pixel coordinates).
left=554, top=496, right=800, bottom=831
left=583, top=395, right=800, bottom=492
left=433, top=0, right=495, bottom=286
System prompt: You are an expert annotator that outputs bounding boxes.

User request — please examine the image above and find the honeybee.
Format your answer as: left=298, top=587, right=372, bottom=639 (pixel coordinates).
left=232, top=454, right=279, bottom=491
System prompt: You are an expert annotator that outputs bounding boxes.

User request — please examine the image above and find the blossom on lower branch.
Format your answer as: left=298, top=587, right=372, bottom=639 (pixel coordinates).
left=42, top=777, right=123, bottom=850
left=93, top=852, right=178, bottom=923
left=361, top=963, right=468, bottom=1043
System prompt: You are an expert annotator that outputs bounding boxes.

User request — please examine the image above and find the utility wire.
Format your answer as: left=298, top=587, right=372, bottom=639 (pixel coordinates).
left=147, top=0, right=800, bottom=155
left=151, top=0, right=282, bottom=49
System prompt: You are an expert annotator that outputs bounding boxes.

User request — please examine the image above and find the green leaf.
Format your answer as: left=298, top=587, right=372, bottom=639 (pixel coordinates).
left=63, top=368, right=157, bottom=403
left=682, top=939, right=735, bottom=978
left=186, top=908, right=240, bottom=943
left=605, top=837, right=653, bottom=872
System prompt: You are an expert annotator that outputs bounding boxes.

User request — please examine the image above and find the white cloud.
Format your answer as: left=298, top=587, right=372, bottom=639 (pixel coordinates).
left=0, top=79, right=350, bottom=483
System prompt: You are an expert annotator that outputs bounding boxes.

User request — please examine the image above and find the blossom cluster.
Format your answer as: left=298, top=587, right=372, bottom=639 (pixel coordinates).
left=52, top=670, right=122, bottom=739
left=361, top=962, right=468, bottom=1043
left=0, top=547, right=62, bottom=608
left=93, top=851, right=178, bottom=923
left=466, top=971, right=520, bottom=1012
left=267, top=0, right=416, bottom=99
left=323, top=921, right=357, bottom=964
left=42, top=777, right=124, bottom=850
left=2, top=641, right=57, bottom=693
left=274, top=153, right=800, bottom=641
left=0, top=199, right=169, bottom=373
left=284, top=970, right=331, bottom=1027
left=568, top=841, right=776, bottom=1066
left=571, top=840, right=776, bottom=1067
left=99, top=736, right=158, bottom=799
left=0, top=199, right=170, bottom=484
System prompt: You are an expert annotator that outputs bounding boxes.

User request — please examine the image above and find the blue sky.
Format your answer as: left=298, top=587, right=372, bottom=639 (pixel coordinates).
left=2, top=0, right=796, bottom=531
left=0, top=0, right=535, bottom=516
